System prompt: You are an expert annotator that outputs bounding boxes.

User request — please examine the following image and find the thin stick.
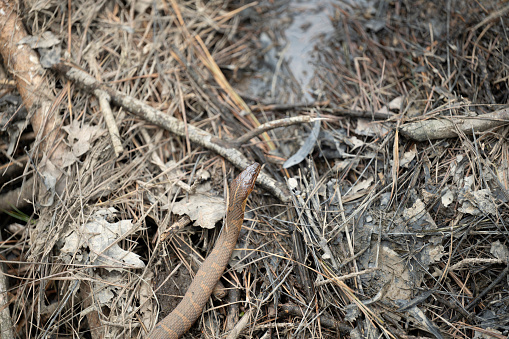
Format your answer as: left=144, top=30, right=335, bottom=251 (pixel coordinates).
left=96, top=91, right=123, bottom=157
left=233, top=116, right=315, bottom=146
left=225, top=308, right=253, bottom=339
left=314, top=268, right=378, bottom=287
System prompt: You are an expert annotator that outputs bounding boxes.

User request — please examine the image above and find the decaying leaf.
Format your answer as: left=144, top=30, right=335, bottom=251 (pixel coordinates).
left=18, top=31, right=60, bottom=48
left=91, top=271, right=125, bottom=305
left=402, top=199, right=426, bottom=224
left=354, top=118, right=390, bottom=137
left=283, top=118, right=321, bottom=168
left=61, top=208, right=145, bottom=271
left=39, top=154, right=63, bottom=206
left=367, top=245, right=413, bottom=301
left=62, top=120, right=104, bottom=167
left=490, top=241, right=509, bottom=262
left=402, top=198, right=437, bottom=231
left=459, top=189, right=497, bottom=216
left=441, top=189, right=454, bottom=207
left=348, top=176, right=374, bottom=196
left=399, top=144, right=417, bottom=168
left=421, top=244, right=445, bottom=265
left=389, top=96, right=404, bottom=110
left=138, top=271, right=155, bottom=330
left=172, top=193, right=225, bottom=229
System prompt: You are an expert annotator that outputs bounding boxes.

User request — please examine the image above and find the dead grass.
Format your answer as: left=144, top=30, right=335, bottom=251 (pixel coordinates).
left=0, top=0, right=508, bottom=338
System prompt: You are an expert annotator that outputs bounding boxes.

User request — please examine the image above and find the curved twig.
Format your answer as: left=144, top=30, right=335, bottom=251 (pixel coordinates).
left=233, top=115, right=316, bottom=146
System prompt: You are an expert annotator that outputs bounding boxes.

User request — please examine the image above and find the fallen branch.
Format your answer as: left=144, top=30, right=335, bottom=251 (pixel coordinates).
left=225, top=308, right=253, bottom=339
left=399, top=107, right=509, bottom=141
left=52, top=62, right=290, bottom=202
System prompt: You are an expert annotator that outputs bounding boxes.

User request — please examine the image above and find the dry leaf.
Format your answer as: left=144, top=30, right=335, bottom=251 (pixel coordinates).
left=374, top=246, right=413, bottom=301
left=399, top=144, right=417, bottom=168
left=349, top=176, right=373, bottom=195
left=490, top=240, right=509, bottom=262
left=172, top=194, right=225, bottom=229
left=347, top=135, right=365, bottom=150
left=389, top=96, right=404, bottom=110
left=39, top=154, right=63, bottom=206
left=18, top=31, right=60, bottom=48
left=355, top=119, right=389, bottom=137
left=62, top=120, right=104, bottom=167
left=61, top=209, right=145, bottom=271
left=441, top=189, right=454, bottom=207
left=459, top=189, right=497, bottom=216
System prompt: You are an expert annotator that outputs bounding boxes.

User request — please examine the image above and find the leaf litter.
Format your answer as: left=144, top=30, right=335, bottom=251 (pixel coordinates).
left=60, top=208, right=145, bottom=270
left=1, top=0, right=509, bottom=338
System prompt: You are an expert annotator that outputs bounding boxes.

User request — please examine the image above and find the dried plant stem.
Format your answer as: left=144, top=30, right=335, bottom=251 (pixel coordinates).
left=448, top=257, right=505, bottom=271
left=80, top=282, right=103, bottom=339
left=96, top=92, right=123, bottom=157
left=315, top=267, right=378, bottom=287
left=293, top=192, right=338, bottom=269
left=450, top=265, right=509, bottom=324
left=52, top=62, right=289, bottom=202
left=225, top=288, right=240, bottom=332
left=233, top=116, right=315, bottom=146
left=225, top=308, right=253, bottom=339
left=246, top=101, right=394, bottom=120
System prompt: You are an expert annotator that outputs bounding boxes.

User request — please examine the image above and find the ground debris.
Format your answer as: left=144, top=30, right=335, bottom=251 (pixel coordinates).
left=1, top=0, right=509, bottom=338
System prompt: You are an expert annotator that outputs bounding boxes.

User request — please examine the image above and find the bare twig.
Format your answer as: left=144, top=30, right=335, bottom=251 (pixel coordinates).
left=0, top=1, right=67, bottom=202
left=314, top=268, right=379, bottom=287
left=96, top=92, right=123, bottom=157
left=225, top=288, right=240, bottom=332
left=225, top=308, right=253, bottom=339
left=464, top=265, right=509, bottom=312
left=471, top=3, right=509, bottom=31
left=248, top=101, right=328, bottom=112
left=448, top=257, right=504, bottom=271
left=321, top=107, right=395, bottom=120
left=80, top=281, right=104, bottom=339
left=160, top=215, right=192, bottom=242
left=248, top=101, right=394, bottom=120
left=233, top=115, right=314, bottom=146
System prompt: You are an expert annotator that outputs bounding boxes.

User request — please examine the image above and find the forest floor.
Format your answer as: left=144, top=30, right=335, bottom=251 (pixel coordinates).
left=1, top=0, right=509, bottom=338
